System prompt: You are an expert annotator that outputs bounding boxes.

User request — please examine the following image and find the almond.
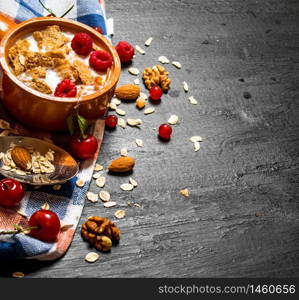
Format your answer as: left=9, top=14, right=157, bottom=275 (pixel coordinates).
left=108, top=156, right=135, bottom=173
left=11, top=146, right=32, bottom=171
left=115, top=84, right=140, bottom=100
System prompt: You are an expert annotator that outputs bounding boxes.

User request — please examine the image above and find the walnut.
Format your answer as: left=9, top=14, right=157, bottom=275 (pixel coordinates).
left=142, top=65, right=171, bottom=92
left=81, top=216, right=121, bottom=252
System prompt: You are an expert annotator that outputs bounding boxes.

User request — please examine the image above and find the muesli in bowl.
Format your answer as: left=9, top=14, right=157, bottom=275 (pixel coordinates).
left=8, top=25, right=111, bottom=98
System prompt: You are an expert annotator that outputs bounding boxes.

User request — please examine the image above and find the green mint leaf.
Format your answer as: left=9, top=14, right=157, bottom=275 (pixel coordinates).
left=77, top=113, right=88, bottom=138
left=67, top=114, right=75, bottom=136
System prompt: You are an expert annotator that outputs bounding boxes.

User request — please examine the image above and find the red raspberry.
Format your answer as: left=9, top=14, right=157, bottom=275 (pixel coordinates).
left=54, top=79, right=77, bottom=97
left=89, top=50, right=113, bottom=72
left=115, top=41, right=135, bottom=63
left=71, top=32, right=93, bottom=56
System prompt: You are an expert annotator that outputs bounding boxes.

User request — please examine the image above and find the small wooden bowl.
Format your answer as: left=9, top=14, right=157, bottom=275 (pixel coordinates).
left=0, top=16, right=121, bottom=131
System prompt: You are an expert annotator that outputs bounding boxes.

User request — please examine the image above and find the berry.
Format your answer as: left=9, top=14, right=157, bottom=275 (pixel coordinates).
left=89, top=50, right=113, bottom=72
left=150, top=86, right=163, bottom=101
left=29, top=209, right=60, bottom=242
left=93, top=26, right=103, bottom=34
left=105, top=115, right=118, bottom=129
left=115, top=41, right=135, bottom=63
left=54, top=79, right=77, bottom=97
left=70, top=135, right=98, bottom=160
left=0, top=179, right=24, bottom=208
left=158, top=124, right=172, bottom=140
left=71, top=32, right=93, bottom=56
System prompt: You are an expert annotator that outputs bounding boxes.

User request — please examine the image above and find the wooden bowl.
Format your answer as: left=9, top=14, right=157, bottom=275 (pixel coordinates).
left=0, top=16, right=121, bottom=131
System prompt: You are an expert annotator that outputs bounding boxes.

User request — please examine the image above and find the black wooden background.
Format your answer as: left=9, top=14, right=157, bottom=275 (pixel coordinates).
left=0, top=0, right=299, bottom=277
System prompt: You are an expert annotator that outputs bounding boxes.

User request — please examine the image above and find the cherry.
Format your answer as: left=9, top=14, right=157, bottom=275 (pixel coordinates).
left=69, top=134, right=98, bottom=160
left=0, top=178, right=24, bottom=208
left=149, top=86, right=163, bottom=101
left=29, top=209, right=60, bottom=242
left=105, top=115, right=118, bottom=129
left=158, top=124, right=172, bottom=140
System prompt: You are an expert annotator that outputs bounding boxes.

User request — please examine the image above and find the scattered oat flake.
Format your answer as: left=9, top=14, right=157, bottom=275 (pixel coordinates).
left=52, top=184, right=61, bottom=190
left=134, top=78, right=140, bottom=85
left=183, top=81, right=189, bottom=92
left=17, top=210, right=27, bottom=218
left=144, top=107, right=155, bottom=115
left=129, top=177, right=138, bottom=187
left=93, top=172, right=102, bottom=179
left=12, top=272, right=25, bottom=278
left=41, top=202, right=50, bottom=210
left=190, top=136, right=203, bottom=143
left=99, top=191, right=110, bottom=202
left=114, top=210, right=126, bottom=219
left=85, top=252, right=99, bottom=263
left=194, top=141, right=201, bottom=152
left=128, top=67, right=140, bottom=76
left=94, top=163, right=104, bottom=171
left=134, top=203, right=141, bottom=208
left=135, top=139, right=143, bottom=147
left=188, top=96, right=198, bottom=105
left=103, top=201, right=117, bottom=208
left=86, top=191, right=98, bottom=203
left=172, top=61, right=182, bottom=69
left=120, top=147, right=128, bottom=156
left=168, top=114, right=179, bottom=125
left=111, top=98, right=121, bottom=106
left=117, top=118, right=126, bottom=128
left=158, top=56, right=170, bottom=64
left=127, top=118, right=142, bottom=126
left=109, top=102, right=117, bottom=110
left=116, top=108, right=126, bottom=116
left=180, top=188, right=190, bottom=197
left=120, top=183, right=134, bottom=191
left=76, top=179, right=85, bottom=187
left=145, top=37, right=153, bottom=46
left=135, top=45, right=145, bottom=54
left=96, top=176, right=106, bottom=188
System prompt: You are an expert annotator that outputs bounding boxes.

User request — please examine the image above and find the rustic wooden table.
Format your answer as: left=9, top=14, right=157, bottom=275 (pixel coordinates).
left=1, top=0, right=298, bottom=278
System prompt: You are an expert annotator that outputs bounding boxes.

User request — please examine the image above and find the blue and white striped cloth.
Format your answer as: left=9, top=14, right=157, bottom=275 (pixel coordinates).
left=0, top=0, right=108, bottom=260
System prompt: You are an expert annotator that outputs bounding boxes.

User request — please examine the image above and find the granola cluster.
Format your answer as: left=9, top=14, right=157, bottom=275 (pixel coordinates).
left=8, top=25, right=98, bottom=95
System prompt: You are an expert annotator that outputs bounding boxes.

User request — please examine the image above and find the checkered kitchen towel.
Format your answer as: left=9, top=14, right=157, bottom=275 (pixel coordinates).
left=0, top=0, right=109, bottom=260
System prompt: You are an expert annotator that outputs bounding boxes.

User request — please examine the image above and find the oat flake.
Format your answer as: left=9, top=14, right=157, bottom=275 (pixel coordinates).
left=188, top=96, right=198, bottom=105
left=103, top=201, right=117, bottom=208
left=128, top=67, right=140, bottom=76
left=93, top=172, right=102, bottom=179
left=85, top=252, right=99, bottom=263
left=144, top=107, right=155, bottom=115
left=190, top=136, right=203, bottom=143
left=134, top=78, right=140, bottom=85
left=120, top=183, right=134, bottom=191
left=94, top=163, right=104, bottom=171
left=99, top=191, right=110, bottom=202
left=76, top=179, right=85, bottom=187
left=145, top=37, right=153, bottom=46
left=194, top=142, right=201, bottom=152
left=140, top=92, right=148, bottom=100
left=172, top=61, right=182, bottom=69
left=135, top=139, right=143, bottom=147
left=86, top=191, right=98, bottom=203
left=168, top=115, right=179, bottom=125
left=158, top=56, right=170, bottom=64
left=117, top=118, right=126, bottom=128
left=183, top=81, right=189, bottom=92
left=116, top=108, right=126, bottom=116
left=135, top=45, right=145, bottom=54
left=129, top=177, right=138, bottom=187
left=96, top=176, right=106, bottom=188
left=120, top=147, right=128, bottom=156
left=127, top=118, right=142, bottom=126
left=111, top=98, right=121, bottom=106
left=114, top=210, right=126, bottom=219
left=41, top=202, right=50, bottom=210
left=12, top=272, right=25, bottom=278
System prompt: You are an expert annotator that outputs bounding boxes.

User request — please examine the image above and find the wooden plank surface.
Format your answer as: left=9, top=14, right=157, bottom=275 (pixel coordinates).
left=0, top=0, right=299, bottom=277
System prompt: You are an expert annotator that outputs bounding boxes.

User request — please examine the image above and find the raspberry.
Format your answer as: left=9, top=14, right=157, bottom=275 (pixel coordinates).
left=54, top=79, right=77, bottom=97
left=89, top=50, right=113, bottom=72
left=115, top=41, right=135, bottom=63
left=71, top=33, right=93, bottom=56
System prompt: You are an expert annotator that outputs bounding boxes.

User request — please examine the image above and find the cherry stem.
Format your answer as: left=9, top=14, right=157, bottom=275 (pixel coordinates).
left=0, top=226, right=38, bottom=235
left=39, top=0, right=74, bottom=18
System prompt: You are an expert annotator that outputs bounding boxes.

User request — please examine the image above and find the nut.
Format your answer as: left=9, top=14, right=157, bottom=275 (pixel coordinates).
left=81, top=216, right=121, bottom=252
left=143, top=65, right=171, bottom=92
left=11, top=146, right=32, bottom=171
left=136, top=97, right=146, bottom=109
left=108, top=156, right=135, bottom=173
left=115, top=84, right=140, bottom=100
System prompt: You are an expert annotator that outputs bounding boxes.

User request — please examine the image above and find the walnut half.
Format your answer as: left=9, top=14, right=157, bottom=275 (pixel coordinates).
left=142, top=65, right=171, bottom=92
